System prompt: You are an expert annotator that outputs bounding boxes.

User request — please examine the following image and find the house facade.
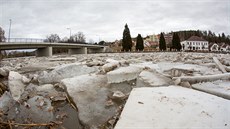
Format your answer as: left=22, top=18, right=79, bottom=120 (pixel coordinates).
left=209, top=43, right=230, bottom=52
left=209, top=43, right=219, bottom=52
left=181, top=36, right=209, bottom=51
left=219, top=43, right=230, bottom=52
left=227, top=45, right=230, bottom=52
left=145, top=34, right=159, bottom=43
left=143, top=34, right=159, bottom=49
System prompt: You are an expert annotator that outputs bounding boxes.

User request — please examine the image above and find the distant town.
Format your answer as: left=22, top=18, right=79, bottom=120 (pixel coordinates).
left=109, top=25, right=230, bottom=53
left=109, top=33, right=230, bottom=53
left=0, top=24, right=230, bottom=59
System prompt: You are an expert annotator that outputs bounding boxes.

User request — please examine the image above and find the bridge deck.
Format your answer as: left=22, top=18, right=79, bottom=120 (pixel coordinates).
left=0, top=42, right=104, bottom=50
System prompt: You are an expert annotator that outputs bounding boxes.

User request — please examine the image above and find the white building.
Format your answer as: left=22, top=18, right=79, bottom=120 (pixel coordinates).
left=181, top=36, right=209, bottom=51
left=219, top=43, right=230, bottom=52
left=209, top=43, right=219, bottom=52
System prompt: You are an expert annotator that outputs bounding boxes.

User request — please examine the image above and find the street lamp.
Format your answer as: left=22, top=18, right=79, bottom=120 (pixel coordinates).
left=8, top=19, right=12, bottom=42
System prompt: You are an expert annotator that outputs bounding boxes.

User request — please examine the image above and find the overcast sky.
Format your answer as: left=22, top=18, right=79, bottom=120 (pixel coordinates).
left=0, top=0, right=229, bottom=42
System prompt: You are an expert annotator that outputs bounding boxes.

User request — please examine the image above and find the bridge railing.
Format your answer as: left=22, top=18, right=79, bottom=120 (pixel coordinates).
left=2, top=38, right=106, bottom=46
left=5, top=38, right=46, bottom=43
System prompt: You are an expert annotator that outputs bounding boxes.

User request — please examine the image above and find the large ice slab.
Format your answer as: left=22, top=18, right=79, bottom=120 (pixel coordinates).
left=171, top=64, right=222, bottom=75
left=192, top=80, right=230, bottom=100
left=138, top=70, right=172, bottom=87
left=38, top=63, right=97, bottom=84
left=107, top=66, right=142, bottom=83
left=115, top=86, right=230, bottom=129
left=61, top=74, right=117, bottom=127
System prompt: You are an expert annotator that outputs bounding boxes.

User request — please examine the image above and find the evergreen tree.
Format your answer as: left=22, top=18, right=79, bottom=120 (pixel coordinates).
left=136, top=34, right=144, bottom=51
left=221, top=33, right=226, bottom=42
left=159, top=32, right=166, bottom=51
left=172, top=33, right=176, bottom=50
left=218, top=34, right=222, bottom=43
left=122, top=24, right=132, bottom=51
left=176, top=33, right=182, bottom=51
left=172, top=32, right=181, bottom=51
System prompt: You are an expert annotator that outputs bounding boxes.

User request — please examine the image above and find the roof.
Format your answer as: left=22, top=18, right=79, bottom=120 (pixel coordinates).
left=221, top=44, right=229, bottom=48
left=208, top=42, right=219, bottom=49
left=186, top=36, right=207, bottom=42
left=219, top=42, right=228, bottom=48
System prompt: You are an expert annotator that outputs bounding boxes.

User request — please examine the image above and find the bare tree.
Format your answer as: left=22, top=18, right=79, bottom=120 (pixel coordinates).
left=45, top=34, right=60, bottom=43
left=60, top=37, right=69, bottom=43
left=0, top=27, right=6, bottom=42
left=70, top=32, right=86, bottom=43
left=0, top=27, right=6, bottom=59
left=88, top=39, right=94, bottom=44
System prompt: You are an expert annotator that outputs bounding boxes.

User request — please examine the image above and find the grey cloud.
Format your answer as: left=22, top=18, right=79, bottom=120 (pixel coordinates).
left=0, top=0, right=229, bottom=42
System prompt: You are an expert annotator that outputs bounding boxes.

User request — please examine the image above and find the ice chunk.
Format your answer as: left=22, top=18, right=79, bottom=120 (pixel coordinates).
left=8, top=71, right=26, bottom=101
left=130, top=62, right=161, bottom=73
left=107, top=66, right=142, bottom=83
left=102, top=59, right=120, bottom=72
left=61, top=74, right=117, bottom=127
left=115, top=86, right=230, bottom=129
left=38, top=63, right=97, bottom=84
left=138, top=70, right=172, bottom=87
left=192, top=80, right=230, bottom=100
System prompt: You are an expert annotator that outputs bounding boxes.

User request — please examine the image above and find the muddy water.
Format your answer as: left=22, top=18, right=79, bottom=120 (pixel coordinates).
left=53, top=101, right=83, bottom=129
left=3, top=100, right=82, bottom=129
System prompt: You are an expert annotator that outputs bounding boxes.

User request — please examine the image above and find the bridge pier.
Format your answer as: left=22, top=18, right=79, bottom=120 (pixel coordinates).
left=88, top=47, right=105, bottom=54
left=36, top=47, right=52, bottom=57
left=68, top=47, right=87, bottom=54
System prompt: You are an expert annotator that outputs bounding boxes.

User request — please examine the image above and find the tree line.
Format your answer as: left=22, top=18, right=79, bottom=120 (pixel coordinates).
left=122, top=24, right=144, bottom=51
left=122, top=24, right=182, bottom=51
left=45, top=32, right=86, bottom=43
left=121, top=24, right=230, bottom=52
left=159, top=32, right=181, bottom=51
left=174, top=30, right=230, bottom=45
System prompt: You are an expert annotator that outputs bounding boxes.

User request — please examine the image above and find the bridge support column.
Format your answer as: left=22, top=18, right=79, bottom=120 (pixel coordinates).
left=88, top=47, right=105, bottom=54
left=36, top=47, right=52, bottom=57
left=68, top=47, right=87, bottom=54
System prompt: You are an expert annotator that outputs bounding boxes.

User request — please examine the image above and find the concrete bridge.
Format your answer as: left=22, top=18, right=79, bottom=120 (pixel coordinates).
left=0, top=38, right=105, bottom=57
